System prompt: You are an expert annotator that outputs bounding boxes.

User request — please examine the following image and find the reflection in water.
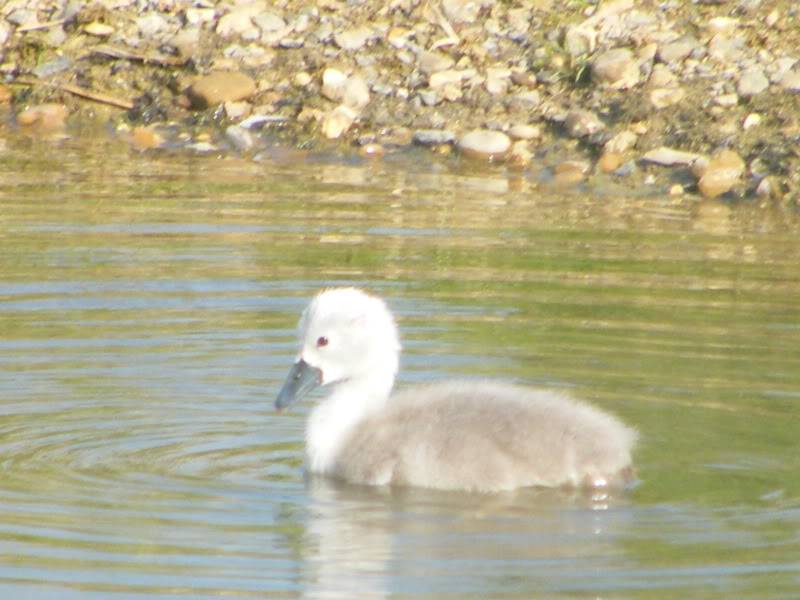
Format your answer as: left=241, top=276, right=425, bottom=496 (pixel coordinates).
left=298, top=477, right=631, bottom=599
left=0, top=130, right=799, bottom=598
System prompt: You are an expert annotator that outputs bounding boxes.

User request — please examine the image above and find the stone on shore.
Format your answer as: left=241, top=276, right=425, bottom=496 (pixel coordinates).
left=458, top=129, right=511, bottom=160
left=186, top=71, right=257, bottom=109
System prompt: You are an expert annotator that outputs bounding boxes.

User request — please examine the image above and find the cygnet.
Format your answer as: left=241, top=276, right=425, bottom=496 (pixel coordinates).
left=276, top=288, right=636, bottom=492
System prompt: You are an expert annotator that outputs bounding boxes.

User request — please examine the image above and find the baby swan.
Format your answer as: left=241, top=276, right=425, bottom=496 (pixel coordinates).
left=276, top=288, right=636, bottom=492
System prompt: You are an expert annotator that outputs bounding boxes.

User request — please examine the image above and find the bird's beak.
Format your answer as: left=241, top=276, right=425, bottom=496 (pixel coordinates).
left=275, top=359, right=323, bottom=412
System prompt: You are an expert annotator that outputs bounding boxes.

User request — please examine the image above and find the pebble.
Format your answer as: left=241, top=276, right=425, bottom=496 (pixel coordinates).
left=604, top=130, right=637, bottom=153
left=458, top=129, right=512, bottom=160
left=32, top=56, right=72, bottom=79
left=442, top=0, right=482, bottom=23
left=509, top=141, right=532, bottom=167
left=137, top=13, right=170, bottom=38
left=696, top=149, right=745, bottom=199
left=598, top=151, right=623, bottom=173
left=714, top=93, right=739, bottom=107
left=737, top=66, right=769, bottom=97
left=0, top=85, right=11, bottom=104
left=130, top=126, right=165, bottom=151
left=216, top=4, right=262, bottom=39
left=508, top=124, right=540, bottom=140
left=84, top=22, right=114, bottom=37
left=17, top=103, right=69, bottom=130
left=642, top=147, right=701, bottom=166
left=187, top=71, right=257, bottom=109
left=293, top=72, right=312, bottom=87
left=780, top=71, right=800, bottom=92
left=565, top=109, right=605, bottom=138
left=592, top=48, right=640, bottom=89
left=553, top=160, right=590, bottom=185
left=224, top=101, right=251, bottom=120
left=359, top=143, right=385, bottom=158
left=510, top=70, right=537, bottom=88
left=657, top=36, right=698, bottom=64
left=648, top=64, right=677, bottom=88
left=321, top=68, right=348, bottom=102
left=743, top=113, right=761, bottom=129
left=225, top=125, right=256, bottom=151
left=412, top=129, right=456, bottom=146
left=321, top=105, right=357, bottom=139
left=429, top=69, right=467, bottom=90
left=253, top=12, right=286, bottom=34
left=342, top=75, right=370, bottom=111
left=334, top=26, right=373, bottom=51
left=419, top=51, right=455, bottom=74
left=650, top=87, right=685, bottom=109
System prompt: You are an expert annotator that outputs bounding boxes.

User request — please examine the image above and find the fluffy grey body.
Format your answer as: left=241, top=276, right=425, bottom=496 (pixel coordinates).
left=332, top=380, right=636, bottom=492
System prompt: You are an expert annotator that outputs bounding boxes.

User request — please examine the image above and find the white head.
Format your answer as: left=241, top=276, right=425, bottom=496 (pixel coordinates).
left=275, top=288, right=401, bottom=410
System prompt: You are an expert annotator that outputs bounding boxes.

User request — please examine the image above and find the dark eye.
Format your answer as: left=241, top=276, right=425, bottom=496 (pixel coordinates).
left=316, top=336, right=329, bottom=348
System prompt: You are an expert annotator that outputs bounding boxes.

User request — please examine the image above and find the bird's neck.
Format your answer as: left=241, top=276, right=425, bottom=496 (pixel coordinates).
left=305, top=371, right=394, bottom=475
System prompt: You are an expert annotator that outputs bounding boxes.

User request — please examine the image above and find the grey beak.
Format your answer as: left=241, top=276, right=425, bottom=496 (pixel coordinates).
left=275, top=359, right=322, bottom=411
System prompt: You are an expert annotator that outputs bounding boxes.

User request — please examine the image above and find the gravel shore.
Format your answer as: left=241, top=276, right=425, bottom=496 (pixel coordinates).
left=2, top=0, right=799, bottom=202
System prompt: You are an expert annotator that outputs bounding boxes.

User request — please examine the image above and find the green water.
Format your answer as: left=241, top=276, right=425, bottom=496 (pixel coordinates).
left=0, top=132, right=799, bottom=598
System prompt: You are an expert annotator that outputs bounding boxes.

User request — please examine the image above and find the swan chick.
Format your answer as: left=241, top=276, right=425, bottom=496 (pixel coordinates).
left=276, top=288, right=637, bottom=492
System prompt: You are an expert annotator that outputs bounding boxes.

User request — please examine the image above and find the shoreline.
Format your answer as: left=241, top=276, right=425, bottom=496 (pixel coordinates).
left=2, top=0, right=799, bottom=203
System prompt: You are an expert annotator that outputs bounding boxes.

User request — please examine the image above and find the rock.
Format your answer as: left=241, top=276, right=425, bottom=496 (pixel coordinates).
left=187, top=71, right=257, bottom=108
left=216, top=3, right=263, bottom=39
left=293, top=71, right=312, bottom=87
left=429, top=69, right=467, bottom=90
left=137, top=14, right=170, bottom=38
left=485, top=67, right=511, bottom=96
left=509, top=141, right=532, bottom=167
left=592, top=48, right=640, bottom=89
left=598, top=151, right=623, bottom=173
left=17, top=104, right=68, bottom=129
left=0, top=85, right=11, bottom=104
left=743, top=113, right=762, bottom=129
left=342, top=75, right=370, bottom=111
left=708, top=34, right=746, bottom=63
left=714, top=93, right=739, bottom=107
left=418, top=90, right=439, bottom=106
left=604, top=130, right=637, bottom=153
left=253, top=12, right=286, bottom=33
left=642, top=147, right=701, bottom=166
left=32, top=56, right=71, bottom=79
left=442, top=0, right=482, bottom=23
left=650, top=87, right=685, bottom=109
left=130, top=126, right=165, bottom=151
left=419, top=51, right=455, bottom=74
left=412, top=129, right=456, bottom=145
left=755, top=176, right=780, bottom=199
left=737, top=67, right=769, bottom=97
left=648, top=64, right=677, bottom=88
left=565, top=25, right=597, bottom=56
left=321, top=105, right=357, bottom=139
left=780, top=71, right=800, bottom=92
left=508, top=124, right=540, bottom=140
left=359, top=143, right=385, bottom=158
left=458, top=129, right=512, bottom=160
left=334, top=26, right=373, bottom=50
left=84, top=22, right=114, bottom=37
left=224, top=101, right=251, bottom=120
left=565, top=110, right=604, bottom=138
left=225, top=125, right=255, bottom=151
left=698, top=168, right=740, bottom=199
left=553, top=160, right=590, bottom=185
left=321, top=68, right=348, bottom=102
left=696, top=149, right=745, bottom=199
left=510, top=70, right=537, bottom=88
left=657, top=36, right=698, bottom=64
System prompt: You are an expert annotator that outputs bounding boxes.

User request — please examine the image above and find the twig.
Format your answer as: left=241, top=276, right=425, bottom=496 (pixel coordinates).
left=91, top=43, right=187, bottom=67
left=12, top=77, right=134, bottom=110
left=16, top=19, right=67, bottom=33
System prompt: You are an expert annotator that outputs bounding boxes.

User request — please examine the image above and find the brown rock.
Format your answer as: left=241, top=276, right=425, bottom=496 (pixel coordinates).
left=0, top=84, right=11, bottom=104
left=592, top=48, right=640, bottom=89
left=186, top=71, right=257, bottom=109
left=130, top=126, right=165, bottom=150
left=553, top=160, right=590, bottom=185
left=698, top=168, right=740, bottom=199
left=598, top=151, right=623, bottom=173
left=17, top=104, right=69, bottom=129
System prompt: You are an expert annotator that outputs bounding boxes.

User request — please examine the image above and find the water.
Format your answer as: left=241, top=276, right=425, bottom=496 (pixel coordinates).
left=1, top=133, right=799, bottom=599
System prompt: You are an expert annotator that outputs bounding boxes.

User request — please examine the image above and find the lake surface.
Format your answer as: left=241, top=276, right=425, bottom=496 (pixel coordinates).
left=1, top=132, right=799, bottom=599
